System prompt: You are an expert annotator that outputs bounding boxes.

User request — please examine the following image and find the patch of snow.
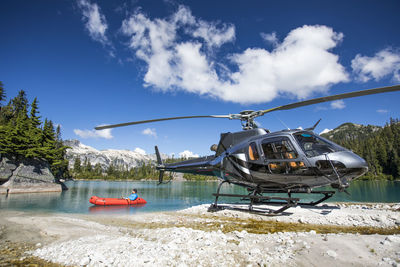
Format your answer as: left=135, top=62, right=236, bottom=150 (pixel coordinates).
left=320, top=128, right=332, bottom=135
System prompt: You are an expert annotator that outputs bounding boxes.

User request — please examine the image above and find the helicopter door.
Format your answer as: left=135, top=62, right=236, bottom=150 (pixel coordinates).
left=248, top=142, right=259, bottom=161
left=246, top=142, right=268, bottom=174
left=261, top=137, right=305, bottom=174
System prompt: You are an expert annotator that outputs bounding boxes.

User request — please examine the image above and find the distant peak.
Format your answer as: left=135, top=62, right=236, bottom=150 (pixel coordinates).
left=319, top=128, right=332, bottom=135
left=64, top=139, right=81, bottom=146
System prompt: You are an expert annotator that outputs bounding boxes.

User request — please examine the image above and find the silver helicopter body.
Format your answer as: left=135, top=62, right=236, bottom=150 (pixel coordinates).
left=160, top=128, right=368, bottom=192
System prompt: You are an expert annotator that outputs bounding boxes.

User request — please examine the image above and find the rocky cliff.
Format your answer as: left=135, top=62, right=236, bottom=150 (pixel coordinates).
left=0, top=156, right=63, bottom=194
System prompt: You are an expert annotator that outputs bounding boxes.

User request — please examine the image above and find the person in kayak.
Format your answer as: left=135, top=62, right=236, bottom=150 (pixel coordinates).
left=125, top=188, right=138, bottom=201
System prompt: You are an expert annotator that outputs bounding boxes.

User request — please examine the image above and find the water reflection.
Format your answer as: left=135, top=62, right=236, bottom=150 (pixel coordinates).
left=341, top=180, right=400, bottom=203
left=0, top=191, right=62, bottom=211
left=88, top=204, right=146, bottom=214
left=0, top=180, right=398, bottom=214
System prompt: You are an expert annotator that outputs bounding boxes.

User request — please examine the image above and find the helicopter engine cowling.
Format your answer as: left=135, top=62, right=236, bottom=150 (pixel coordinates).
left=210, top=144, right=218, bottom=152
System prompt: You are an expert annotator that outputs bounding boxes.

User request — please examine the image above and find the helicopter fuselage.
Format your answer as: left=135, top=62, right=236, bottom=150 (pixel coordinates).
left=158, top=128, right=368, bottom=192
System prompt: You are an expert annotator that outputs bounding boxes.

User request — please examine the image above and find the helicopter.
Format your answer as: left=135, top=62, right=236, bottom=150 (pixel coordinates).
left=96, top=84, right=400, bottom=214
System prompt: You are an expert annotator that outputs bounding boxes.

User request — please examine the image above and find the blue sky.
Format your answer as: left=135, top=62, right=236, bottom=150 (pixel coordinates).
left=1, top=0, right=400, bottom=157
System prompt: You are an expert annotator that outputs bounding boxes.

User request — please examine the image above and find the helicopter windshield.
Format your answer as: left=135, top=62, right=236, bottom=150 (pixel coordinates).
left=293, top=132, right=344, bottom=157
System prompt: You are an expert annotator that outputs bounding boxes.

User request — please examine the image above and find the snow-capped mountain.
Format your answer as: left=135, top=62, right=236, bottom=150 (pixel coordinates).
left=64, top=140, right=160, bottom=170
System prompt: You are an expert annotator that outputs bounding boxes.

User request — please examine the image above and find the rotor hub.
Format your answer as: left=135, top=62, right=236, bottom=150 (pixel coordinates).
left=239, top=110, right=255, bottom=115
left=236, top=110, right=264, bottom=130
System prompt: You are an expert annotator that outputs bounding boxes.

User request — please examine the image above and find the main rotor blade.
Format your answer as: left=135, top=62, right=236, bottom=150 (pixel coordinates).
left=261, top=84, right=400, bottom=115
left=95, top=115, right=231, bottom=130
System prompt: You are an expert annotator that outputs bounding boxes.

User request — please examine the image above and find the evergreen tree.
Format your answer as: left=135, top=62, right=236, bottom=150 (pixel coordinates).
left=84, top=158, right=93, bottom=173
left=11, top=105, right=31, bottom=157
left=94, top=163, right=103, bottom=176
left=0, top=100, right=13, bottom=124
left=74, top=157, right=82, bottom=173
left=107, top=163, right=115, bottom=177
left=56, top=124, right=62, bottom=142
left=0, top=81, right=5, bottom=108
left=29, top=97, right=41, bottom=128
left=11, top=90, right=29, bottom=117
left=26, top=97, right=43, bottom=158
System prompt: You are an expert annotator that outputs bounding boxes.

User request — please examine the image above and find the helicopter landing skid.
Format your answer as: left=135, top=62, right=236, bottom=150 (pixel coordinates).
left=258, top=189, right=336, bottom=207
left=208, top=182, right=336, bottom=215
left=208, top=193, right=299, bottom=215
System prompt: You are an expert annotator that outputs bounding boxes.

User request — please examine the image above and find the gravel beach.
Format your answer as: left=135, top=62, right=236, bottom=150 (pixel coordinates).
left=1, top=203, right=400, bottom=266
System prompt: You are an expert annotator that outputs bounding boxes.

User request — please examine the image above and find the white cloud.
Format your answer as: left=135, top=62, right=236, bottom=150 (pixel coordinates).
left=223, top=25, right=348, bottom=103
left=351, top=48, right=400, bottom=82
left=74, top=128, right=113, bottom=139
left=330, top=100, right=345, bottom=109
left=320, top=128, right=332, bottom=135
left=142, top=128, right=157, bottom=138
left=179, top=150, right=199, bottom=159
left=260, top=32, right=278, bottom=46
left=377, top=109, right=388, bottom=114
left=121, top=6, right=349, bottom=104
left=133, top=147, right=146, bottom=155
left=192, top=20, right=235, bottom=48
left=77, top=0, right=110, bottom=46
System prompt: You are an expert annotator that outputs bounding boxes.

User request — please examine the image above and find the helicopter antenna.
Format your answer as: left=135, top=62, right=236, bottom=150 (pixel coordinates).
left=273, top=113, right=290, bottom=130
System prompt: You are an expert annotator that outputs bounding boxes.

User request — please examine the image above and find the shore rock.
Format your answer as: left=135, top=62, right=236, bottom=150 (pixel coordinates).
left=0, top=157, right=17, bottom=182
left=0, top=156, right=65, bottom=194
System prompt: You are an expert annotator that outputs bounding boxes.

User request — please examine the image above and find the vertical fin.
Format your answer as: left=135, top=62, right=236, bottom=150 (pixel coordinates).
left=155, top=145, right=163, bottom=165
left=305, top=118, right=321, bottom=131
left=155, top=146, right=164, bottom=184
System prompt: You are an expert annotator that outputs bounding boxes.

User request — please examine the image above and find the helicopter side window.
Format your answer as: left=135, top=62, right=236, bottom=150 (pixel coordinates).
left=248, top=142, right=260, bottom=161
left=261, top=138, right=298, bottom=160
left=262, top=138, right=304, bottom=174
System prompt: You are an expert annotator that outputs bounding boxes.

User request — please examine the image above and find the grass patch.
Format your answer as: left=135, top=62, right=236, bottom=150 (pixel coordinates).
left=0, top=241, right=62, bottom=267
left=95, top=213, right=400, bottom=236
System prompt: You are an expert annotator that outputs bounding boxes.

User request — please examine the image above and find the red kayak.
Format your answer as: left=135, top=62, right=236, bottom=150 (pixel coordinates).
left=89, top=196, right=147, bottom=206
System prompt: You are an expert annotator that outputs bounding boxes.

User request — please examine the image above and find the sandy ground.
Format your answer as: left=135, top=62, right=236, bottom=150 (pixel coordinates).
left=1, top=203, right=400, bottom=266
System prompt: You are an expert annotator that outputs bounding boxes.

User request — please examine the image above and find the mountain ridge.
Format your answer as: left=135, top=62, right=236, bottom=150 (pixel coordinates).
left=320, top=122, right=382, bottom=142
left=64, top=140, right=160, bottom=171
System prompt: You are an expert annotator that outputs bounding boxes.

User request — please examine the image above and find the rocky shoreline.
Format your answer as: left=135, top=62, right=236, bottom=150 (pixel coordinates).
left=0, top=203, right=399, bottom=266
left=0, top=156, right=65, bottom=194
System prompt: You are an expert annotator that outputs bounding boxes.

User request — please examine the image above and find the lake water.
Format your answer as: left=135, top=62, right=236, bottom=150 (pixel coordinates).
left=0, top=180, right=399, bottom=214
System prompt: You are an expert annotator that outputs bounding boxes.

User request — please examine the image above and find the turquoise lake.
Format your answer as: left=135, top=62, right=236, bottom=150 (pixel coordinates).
left=0, top=180, right=399, bottom=214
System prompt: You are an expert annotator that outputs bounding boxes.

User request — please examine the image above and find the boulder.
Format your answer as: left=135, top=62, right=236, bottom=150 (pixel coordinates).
left=0, top=156, right=65, bottom=194
left=0, top=157, right=17, bottom=183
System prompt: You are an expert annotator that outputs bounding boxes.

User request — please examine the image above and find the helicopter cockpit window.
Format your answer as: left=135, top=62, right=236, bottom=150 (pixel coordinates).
left=248, top=142, right=260, bottom=161
left=261, top=138, right=298, bottom=160
left=294, top=132, right=344, bottom=157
